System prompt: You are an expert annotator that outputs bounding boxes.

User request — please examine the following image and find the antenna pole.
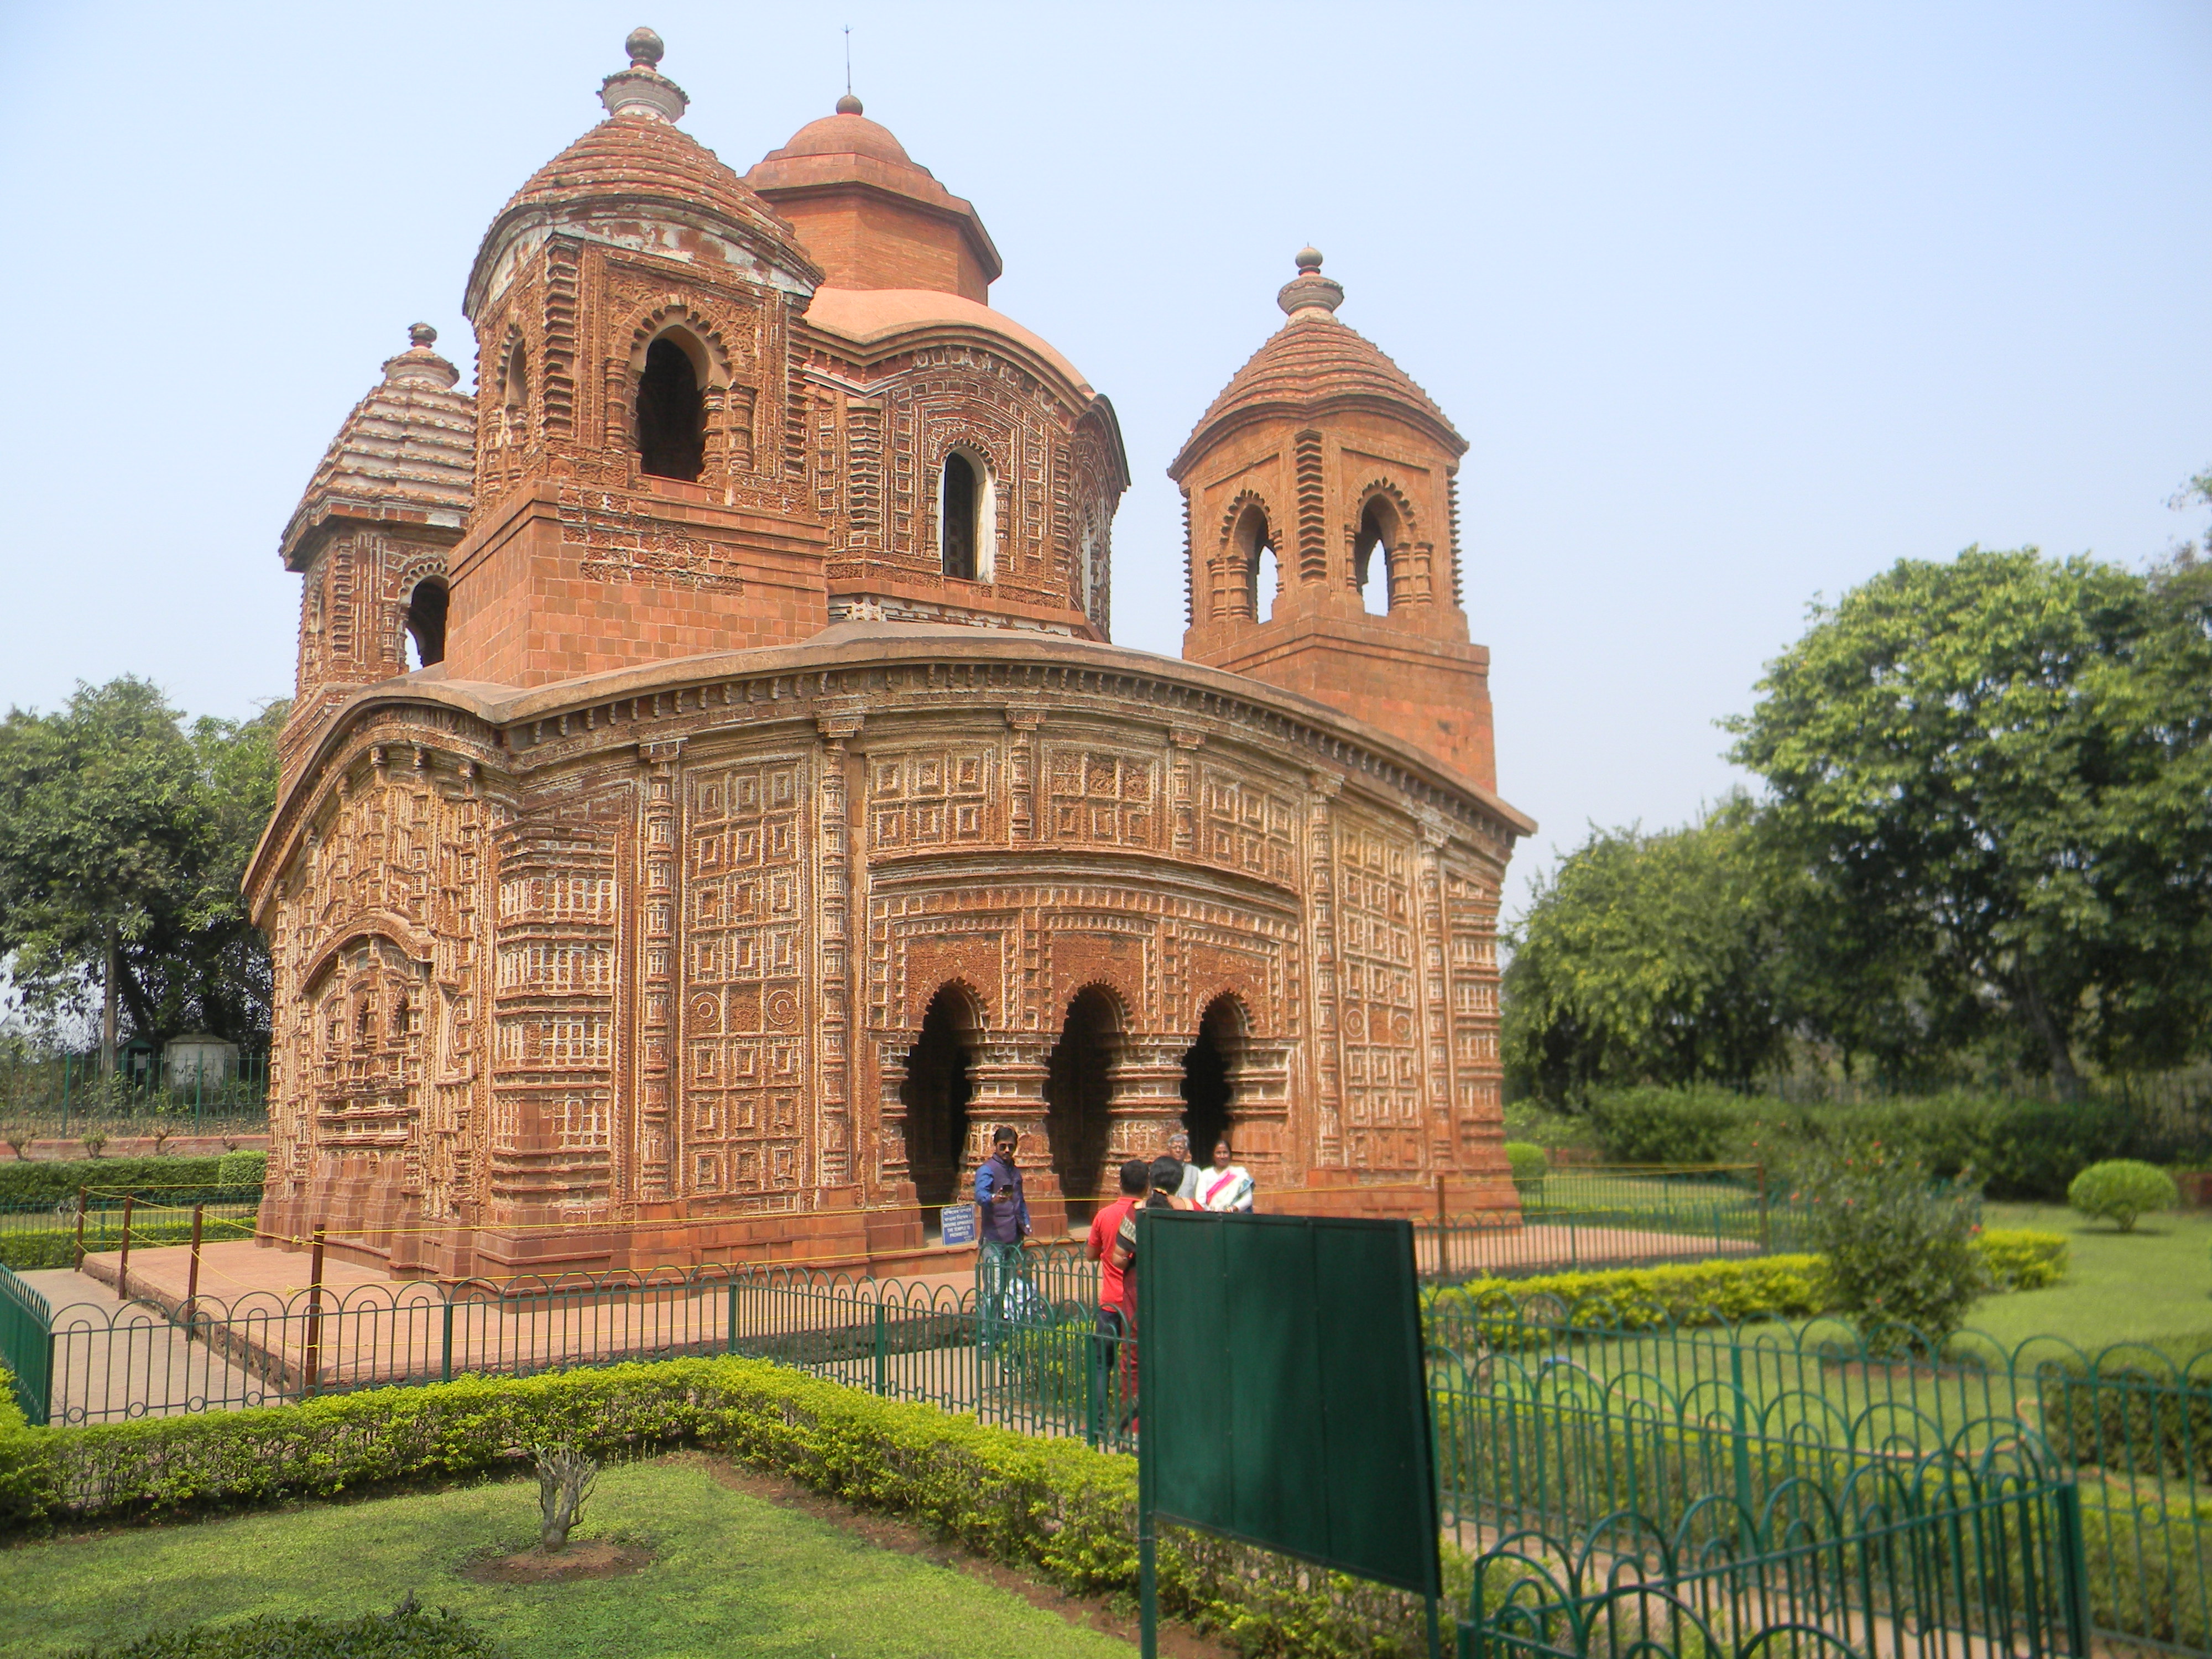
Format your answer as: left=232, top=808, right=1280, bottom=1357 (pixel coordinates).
left=844, top=25, right=852, bottom=95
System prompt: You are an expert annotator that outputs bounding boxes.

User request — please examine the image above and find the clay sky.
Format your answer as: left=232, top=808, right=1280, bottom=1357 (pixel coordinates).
left=1, top=2, right=2206, bottom=919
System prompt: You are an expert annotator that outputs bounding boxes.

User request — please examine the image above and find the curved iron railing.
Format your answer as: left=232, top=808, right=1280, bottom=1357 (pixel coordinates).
left=1463, top=1436, right=2085, bottom=1659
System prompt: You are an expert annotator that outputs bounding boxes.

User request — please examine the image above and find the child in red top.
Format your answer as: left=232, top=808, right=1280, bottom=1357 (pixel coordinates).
left=1087, top=1158, right=1151, bottom=1319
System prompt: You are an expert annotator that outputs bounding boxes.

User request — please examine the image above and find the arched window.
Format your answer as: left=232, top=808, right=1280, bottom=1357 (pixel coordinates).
left=405, top=577, right=448, bottom=669
left=637, top=335, right=706, bottom=482
left=1355, top=500, right=1395, bottom=615
left=1233, top=505, right=1277, bottom=622
left=940, top=451, right=982, bottom=580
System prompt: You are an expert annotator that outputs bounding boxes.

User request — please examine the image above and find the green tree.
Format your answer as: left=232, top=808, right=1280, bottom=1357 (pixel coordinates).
left=1503, top=801, right=1792, bottom=1102
left=1728, top=547, right=2212, bottom=1095
left=0, top=679, right=287, bottom=1060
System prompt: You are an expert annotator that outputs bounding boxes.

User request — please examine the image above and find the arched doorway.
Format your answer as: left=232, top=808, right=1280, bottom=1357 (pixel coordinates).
left=899, top=985, right=978, bottom=1209
left=1045, top=985, right=1119, bottom=1223
left=1180, top=995, right=1244, bottom=1164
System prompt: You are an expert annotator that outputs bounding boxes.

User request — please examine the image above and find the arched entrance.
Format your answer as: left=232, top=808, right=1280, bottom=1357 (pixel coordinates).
left=1180, top=995, right=1245, bottom=1164
left=1045, top=985, right=1119, bottom=1223
left=899, top=984, right=978, bottom=1209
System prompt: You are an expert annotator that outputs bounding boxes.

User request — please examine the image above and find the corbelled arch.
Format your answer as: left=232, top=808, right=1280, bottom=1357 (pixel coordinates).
left=1350, top=478, right=1428, bottom=613
left=896, top=979, right=987, bottom=1211
left=1214, top=489, right=1280, bottom=624
left=1043, top=980, right=1125, bottom=1219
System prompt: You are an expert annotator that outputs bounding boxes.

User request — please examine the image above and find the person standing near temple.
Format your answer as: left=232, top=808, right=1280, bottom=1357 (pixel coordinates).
left=1196, top=1136, right=1255, bottom=1212
left=1165, top=1130, right=1203, bottom=1206
left=974, top=1125, right=1031, bottom=1350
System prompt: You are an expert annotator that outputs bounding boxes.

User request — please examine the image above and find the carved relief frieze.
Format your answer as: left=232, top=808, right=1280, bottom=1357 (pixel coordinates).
left=681, top=753, right=810, bottom=1199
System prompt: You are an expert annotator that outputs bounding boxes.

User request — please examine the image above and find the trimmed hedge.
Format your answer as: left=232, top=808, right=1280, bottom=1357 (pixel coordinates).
left=1576, top=1084, right=2192, bottom=1202
left=65, top=1600, right=493, bottom=1658
left=0, top=1157, right=238, bottom=1208
left=0, top=1357, right=1460, bottom=1659
left=1426, top=1228, right=2068, bottom=1329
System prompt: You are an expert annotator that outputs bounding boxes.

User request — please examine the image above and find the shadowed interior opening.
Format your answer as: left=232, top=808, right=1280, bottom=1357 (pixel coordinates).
left=1180, top=995, right=1243, bottom=1165
left=638, top=337, right=706, bottom=482
left=405, top=578, right=447, bottom=669
left=899, top=985, right=977, bottom=1211
left=1045, top=985, right=1118, bottom=1224
left=941, top=451, right=979, bottom=580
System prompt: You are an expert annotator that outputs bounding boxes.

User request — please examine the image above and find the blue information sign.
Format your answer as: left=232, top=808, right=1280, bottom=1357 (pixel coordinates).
left=941, top=1203, right=977, bottom=1247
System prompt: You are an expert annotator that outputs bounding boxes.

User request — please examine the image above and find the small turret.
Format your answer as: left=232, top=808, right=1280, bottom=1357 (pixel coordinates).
left=1170, top=252, right=1496, bottom=791
left=278, top=324, right=475, bottom=781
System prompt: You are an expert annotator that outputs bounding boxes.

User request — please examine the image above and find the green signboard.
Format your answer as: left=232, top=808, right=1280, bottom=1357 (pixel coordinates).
left=1135, top=1210, right=1440, bottom=1652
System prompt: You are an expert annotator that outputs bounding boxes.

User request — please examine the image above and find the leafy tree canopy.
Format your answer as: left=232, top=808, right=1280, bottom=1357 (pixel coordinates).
left=1726, top=546, right=2212, bottom=1092
left=0, top=679, right=286, bottom=1049
left=1503, top=801, right=1792, bottom=1101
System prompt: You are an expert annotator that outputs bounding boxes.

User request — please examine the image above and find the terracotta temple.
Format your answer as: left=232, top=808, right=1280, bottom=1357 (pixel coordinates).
left=246, top=30, right=1535, bottom=1278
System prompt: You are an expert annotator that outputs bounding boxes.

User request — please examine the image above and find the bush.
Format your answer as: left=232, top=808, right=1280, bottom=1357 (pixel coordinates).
left=1504, top=1143, right=1547, bottom=1194
left=0, top=1156, right=242, bottom=1209
left=1423, top=1228, right=2062, bottom=1333
left=1801, top=1142, right=1985, bottom=1354
left=2069, top=1160, right=2180, bottom=1233
left=1976, top=1228, right=2069, bottom=1290
left=215, top=1150, right=267, bottom=1190
left=65, top=1597, right=492, bottom=1658
left=0, top=1357, right=1460, bottom=1658
left=1584, top=1087, right=1749, bottom=1165
left=1430, top=1254, right=1831, bottom=1333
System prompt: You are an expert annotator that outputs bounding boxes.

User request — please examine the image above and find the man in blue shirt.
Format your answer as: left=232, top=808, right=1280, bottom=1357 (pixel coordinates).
left=973, top=1124, right=1030, bottom=1353
left=974, top=1124, right=1031, bottom=1244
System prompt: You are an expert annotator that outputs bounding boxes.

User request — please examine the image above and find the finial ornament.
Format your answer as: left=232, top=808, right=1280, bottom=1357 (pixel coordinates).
left=1277, top=247, right=1345, bottom=317
left=836, top=92, right=864, bottom=115
left=601, top=25, right=688, bottom=122
left=384, top=324, right=460, bottom=390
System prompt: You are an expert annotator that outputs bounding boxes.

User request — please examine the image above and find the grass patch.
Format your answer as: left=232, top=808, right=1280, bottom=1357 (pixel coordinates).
left=1969, top=1201, right=2212, bottom=1355
left=1, top=1455, right=1133, bottom=1659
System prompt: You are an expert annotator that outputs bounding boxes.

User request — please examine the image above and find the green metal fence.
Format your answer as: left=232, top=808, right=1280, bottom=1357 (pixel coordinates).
left=1429, top=1301, right=2211, bottom=1654
left=1462, top=1436, right=2088, bottom=1659
left=5, top=1232, right=2206, bottom=1653
left=0, top=1051, right=270, bottom=1138
left=0, top=1252, right=1135, bottom=1448
left=0, top=1266, right=51, bottom=1423
left=1416, top=1166, right=1833, bottom=1285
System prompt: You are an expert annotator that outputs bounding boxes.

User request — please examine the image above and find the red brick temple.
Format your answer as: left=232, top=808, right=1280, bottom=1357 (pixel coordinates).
left=246, top=29, right=1533, bottom=1279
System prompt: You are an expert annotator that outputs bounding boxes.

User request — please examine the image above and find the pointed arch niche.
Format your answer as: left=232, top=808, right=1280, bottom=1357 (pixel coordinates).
left=1354, top=495, right=1400, bottom=615
left=1178, top=993, right=1248, bottom=1165
left=898, top=982, right=983, bottom=1211
left=1228, top=501, right=1279, bottom=623
left=1044, top=983, right=1121, bottom=1222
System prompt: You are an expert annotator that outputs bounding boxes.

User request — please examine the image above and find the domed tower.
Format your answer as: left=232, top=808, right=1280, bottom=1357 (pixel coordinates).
left=749, top=95, right=1126, bottom=639
left=278, top=325, right=474, bottom=784
left=1171, top=252, right=1495, bottom=791
left=444, top=28, right=830, bottom=688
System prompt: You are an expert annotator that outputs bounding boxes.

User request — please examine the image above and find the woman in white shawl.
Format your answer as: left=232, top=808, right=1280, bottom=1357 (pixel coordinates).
left=1196, top=1136, right=1255, bottom=1212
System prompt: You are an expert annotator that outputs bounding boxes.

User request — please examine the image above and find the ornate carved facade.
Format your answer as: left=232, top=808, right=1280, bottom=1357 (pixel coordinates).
left=248, top=31, right=1532, bottom=1277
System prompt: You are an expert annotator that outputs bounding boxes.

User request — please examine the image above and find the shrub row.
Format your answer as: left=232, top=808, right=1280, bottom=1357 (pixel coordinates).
left=1579, top=1085, right=2188, bottom=1201
left=1426, top=1229, right=2068, bottom=1331
left=0, top=1156, right=245, bottom=1209
left=0, top=1357, right=1460, bottom=1659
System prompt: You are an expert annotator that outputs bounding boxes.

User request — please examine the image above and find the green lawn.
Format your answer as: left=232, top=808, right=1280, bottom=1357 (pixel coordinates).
left=1968, top=1201, right=2212, bottom=1356
left=0, top=1456, right=1134, bottom=1659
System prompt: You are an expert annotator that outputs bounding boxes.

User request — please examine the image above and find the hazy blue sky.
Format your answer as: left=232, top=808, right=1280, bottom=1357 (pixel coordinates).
left=2, top=2, right=2205, bottom=916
